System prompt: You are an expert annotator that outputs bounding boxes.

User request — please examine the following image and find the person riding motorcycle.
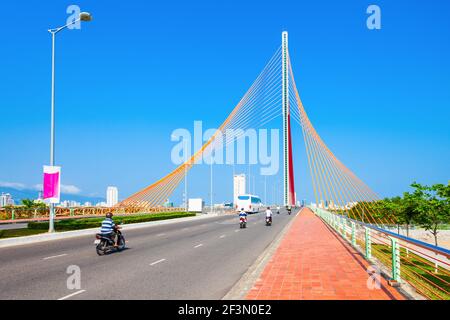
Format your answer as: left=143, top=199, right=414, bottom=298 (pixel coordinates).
left=265, top=207, right=273, bottom=223
left=99, top=212, right=120, bottom=247
left=276, top=206, right=280, bottom=214
left=286, top=205, right=292, bottom=215
left=239, top=208, right=247, bottom=223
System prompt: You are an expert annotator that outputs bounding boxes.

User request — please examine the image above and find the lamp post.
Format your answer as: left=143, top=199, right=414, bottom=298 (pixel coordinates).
left=184, top=139, right=188, bottom=212
left=47, top=12, right=92, bottom=233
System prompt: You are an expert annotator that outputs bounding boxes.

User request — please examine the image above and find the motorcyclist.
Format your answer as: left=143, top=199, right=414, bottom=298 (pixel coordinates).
left=239, top=208, right=247, bottom=223
left=100, top=212, right=120, bottom=247
left=287, top=205, right=292, bottom=215
left=265, top=207, right=273, bottom=223
left=276, top=206, right=280, bottom=214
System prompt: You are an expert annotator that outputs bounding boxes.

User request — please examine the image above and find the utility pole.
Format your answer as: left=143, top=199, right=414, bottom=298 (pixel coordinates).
left=47, top=12, right=92, bottom=233
left=184, top=140, right=188, bottom=212
left=210, top=149, right=213, bottom=214
left=264, top=176, right=267, bottom=205
left=248, top=163, right=251, bottom=194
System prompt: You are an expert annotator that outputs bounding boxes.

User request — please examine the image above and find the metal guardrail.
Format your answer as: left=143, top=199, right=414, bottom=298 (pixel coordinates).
left=311, top=206, right=450, bottom=300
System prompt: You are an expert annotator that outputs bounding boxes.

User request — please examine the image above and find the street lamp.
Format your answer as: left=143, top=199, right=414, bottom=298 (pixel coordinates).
left=47, top=12, right=92, bottom=233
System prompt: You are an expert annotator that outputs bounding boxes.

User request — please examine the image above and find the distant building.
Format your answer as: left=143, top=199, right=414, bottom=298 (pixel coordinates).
left=0, top=193, right=14, bottom=207
left=96, top=201, right=107, bottom=207
left=106, top=186, right=119, bottom=207
left=68, top=201, right=80, bottom=207
left=83, top=202, right=92, bottom=207
left=60, top=200, right=70, bottom=208
left=163, top=199, right=173, bottom=208
left=233, top=174, right=246, bottom=206
left=59, top=200, right=77, bottom=208
left=59, top=200, right=79, bottom=208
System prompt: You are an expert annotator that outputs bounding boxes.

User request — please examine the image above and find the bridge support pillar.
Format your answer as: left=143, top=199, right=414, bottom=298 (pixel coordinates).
left=281, top=31, right=296, bottom=206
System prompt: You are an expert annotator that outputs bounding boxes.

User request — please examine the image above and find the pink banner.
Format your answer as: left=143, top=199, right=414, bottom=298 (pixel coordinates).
left=43, top=166, right=61, bottom=203
left=43, top=172, right=59, bottom=199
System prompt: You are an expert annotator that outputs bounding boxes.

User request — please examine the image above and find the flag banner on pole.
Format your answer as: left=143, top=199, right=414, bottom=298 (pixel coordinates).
left=43, top=165, right=61, bottom=204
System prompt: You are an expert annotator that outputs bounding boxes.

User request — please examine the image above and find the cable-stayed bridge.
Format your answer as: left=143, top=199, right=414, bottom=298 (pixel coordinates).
left=113, top=32, right=450, bottom=300
left=1, top=32, right=449, bottom=301
left=119, top=31, right=387, bottom=226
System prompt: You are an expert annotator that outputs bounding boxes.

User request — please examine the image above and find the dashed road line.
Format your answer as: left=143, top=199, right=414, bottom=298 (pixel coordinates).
left=150, top=258, right=166, bottom=266
left=219, top=235, right=226, bottom=239
left=43, top=254, right=67, bottom=260
left=57, top=289, right=86, bottom=300
left=194, top=244, right=203, bottom=248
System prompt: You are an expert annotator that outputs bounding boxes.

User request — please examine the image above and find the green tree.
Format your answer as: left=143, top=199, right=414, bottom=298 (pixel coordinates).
left=21, top=199, right=35, bottom=209
left=21, top=199, right=47, bottom=209
left=399, top=192, right=420, bottom=238
left=412, top=182, right=450, bottom=247
left=379, top=197, right=403, bottom=234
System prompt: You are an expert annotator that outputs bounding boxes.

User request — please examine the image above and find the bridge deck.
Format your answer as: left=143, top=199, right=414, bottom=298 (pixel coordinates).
left=246, top=208, right=405, bottom=300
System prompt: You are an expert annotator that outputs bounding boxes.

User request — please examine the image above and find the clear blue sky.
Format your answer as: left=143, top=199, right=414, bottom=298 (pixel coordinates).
left=1, top=0, right=449, bottom=204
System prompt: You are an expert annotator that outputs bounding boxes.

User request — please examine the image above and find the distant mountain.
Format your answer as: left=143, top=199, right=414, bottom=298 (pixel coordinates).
left=0, top=187, right=105, bottom=205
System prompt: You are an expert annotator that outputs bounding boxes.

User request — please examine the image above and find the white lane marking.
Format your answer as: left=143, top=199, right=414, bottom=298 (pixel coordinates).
left=43, top=254, right=67, bottom=260
left=150, top=258, right=166, bottom=266
left=219, top=235, right=226, bottom=239
left=57, top=289, right=86, bottom=300
left=235, top=230, right=239, bottom=232
left=156, top=233, right=166, bottom=237
left=194, top=244, right=203, bottom=248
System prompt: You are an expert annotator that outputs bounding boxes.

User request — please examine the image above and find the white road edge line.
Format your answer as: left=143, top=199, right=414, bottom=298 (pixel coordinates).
left=194, top=244, right=203, bottom=248
left=43, top=254, right=67, bottom=260
left=156, top=233, right=166, bottom=237
left=150, top=258, right=166, bottom=266
left=219, top=235, right=226, bottom=238
left=57, top=289, right=86, bottom=300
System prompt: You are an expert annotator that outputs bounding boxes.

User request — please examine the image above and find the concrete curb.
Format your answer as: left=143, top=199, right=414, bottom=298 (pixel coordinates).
left=0, top=213, right=220, bottom=249
left=222, top=208, right=303, bottom=300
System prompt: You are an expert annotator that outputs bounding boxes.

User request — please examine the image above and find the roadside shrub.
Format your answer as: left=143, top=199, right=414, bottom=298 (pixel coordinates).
left=27, top=212, right=195, bottom=231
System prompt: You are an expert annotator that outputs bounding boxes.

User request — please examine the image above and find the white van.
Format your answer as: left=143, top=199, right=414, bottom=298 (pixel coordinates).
left=235, top=194, right=262, bottom=213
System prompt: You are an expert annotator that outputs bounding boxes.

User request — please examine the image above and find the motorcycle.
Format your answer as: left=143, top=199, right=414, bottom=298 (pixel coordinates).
left=265, top=216, right=272, bottom=226
left=94, top=226, right=126, bottom=255
left=239, top=216, right=247, bottom=229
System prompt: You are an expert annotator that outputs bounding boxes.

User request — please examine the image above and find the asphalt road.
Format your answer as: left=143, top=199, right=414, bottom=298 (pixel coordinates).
left=0, top=223, right=27, bottom=230
left=0, top=208, right=296, bottom=300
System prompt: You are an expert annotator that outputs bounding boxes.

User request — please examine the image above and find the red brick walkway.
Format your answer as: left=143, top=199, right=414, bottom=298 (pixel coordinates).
left=246, top=208, right=404, bottom=300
